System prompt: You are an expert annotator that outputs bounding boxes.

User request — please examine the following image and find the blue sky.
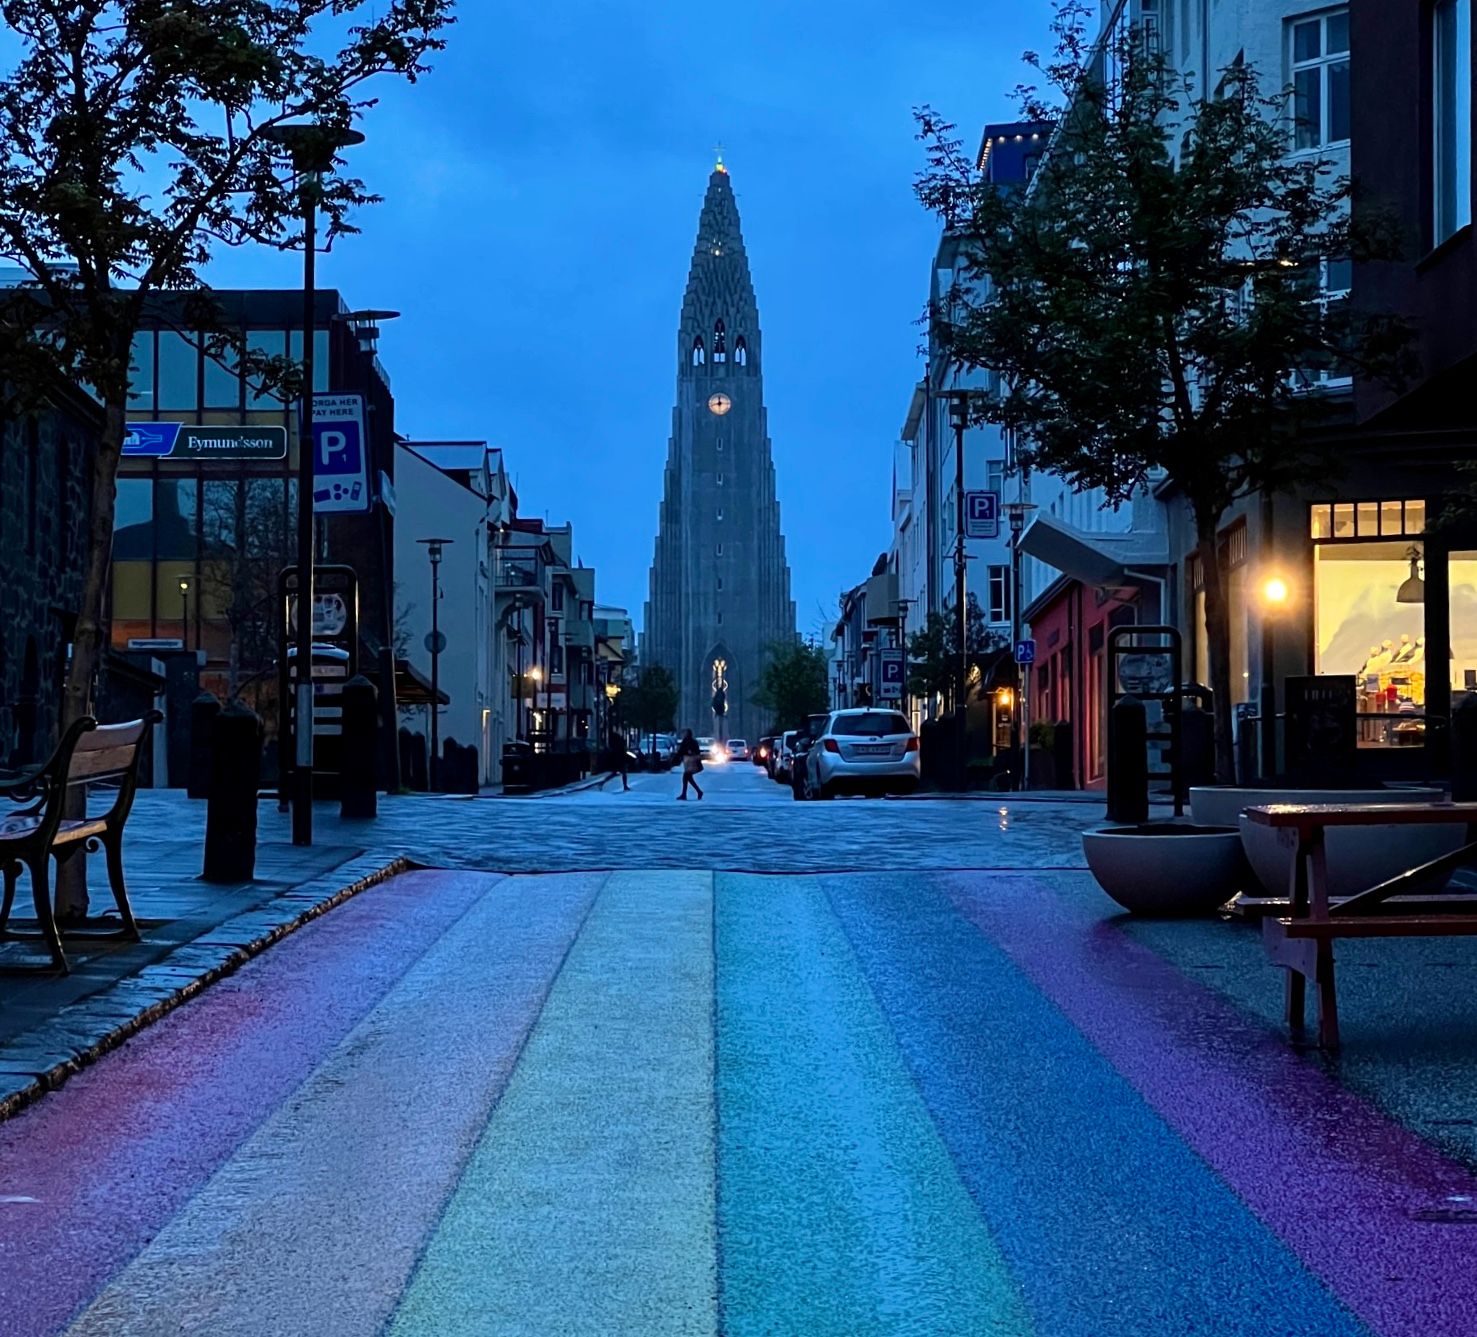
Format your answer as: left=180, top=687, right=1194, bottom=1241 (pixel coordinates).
left=191, top=1, right=1056, bottom=633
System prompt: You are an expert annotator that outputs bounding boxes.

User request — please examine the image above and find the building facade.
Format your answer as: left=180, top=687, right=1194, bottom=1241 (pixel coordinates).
left=642, top=164, right=797, bottom=742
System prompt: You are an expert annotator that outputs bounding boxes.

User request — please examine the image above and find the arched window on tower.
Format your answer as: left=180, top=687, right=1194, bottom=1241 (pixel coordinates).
left=691, top=336, right=705, bottom=367
left=713, top=319, right=727, bottom=363
left=734, top=336, right=748, bottom=367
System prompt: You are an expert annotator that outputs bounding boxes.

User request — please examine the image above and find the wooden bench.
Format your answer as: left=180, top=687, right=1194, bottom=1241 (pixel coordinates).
left=1246, top=802, right=1477, bottom=1049
left=0, top=713, right=162, bottom=973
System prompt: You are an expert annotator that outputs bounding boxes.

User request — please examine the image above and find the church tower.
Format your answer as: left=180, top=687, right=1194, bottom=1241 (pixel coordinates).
left=642, top=163, right=796, bottom=743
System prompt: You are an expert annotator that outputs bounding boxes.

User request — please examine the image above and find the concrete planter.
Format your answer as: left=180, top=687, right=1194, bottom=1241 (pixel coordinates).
left=1188, top=786, right=1461, bottom=899
left=1082, top=823, right=1246, bottom=917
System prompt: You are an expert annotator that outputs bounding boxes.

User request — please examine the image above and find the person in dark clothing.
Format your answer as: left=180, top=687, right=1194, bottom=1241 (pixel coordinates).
left=676, top=729, right=704, bottom=800
left=608, top=727, right=630, bottom=792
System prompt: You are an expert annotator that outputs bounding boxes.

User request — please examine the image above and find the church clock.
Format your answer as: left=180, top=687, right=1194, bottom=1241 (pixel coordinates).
left=707, top=393, right=732, bottom=416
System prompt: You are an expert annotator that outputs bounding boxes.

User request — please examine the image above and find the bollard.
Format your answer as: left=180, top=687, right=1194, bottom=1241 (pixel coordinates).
left=187, top=692, right=222, bottom=798
left=203, top=700, right=262, bottom=883
left=339, top=675, right=379, bottom=819
left=1106, top=693, right=1149, bottom=824
left=1052, top=719, right=1074, bottom=791
left=1453, top=693, right=1477, bottom=803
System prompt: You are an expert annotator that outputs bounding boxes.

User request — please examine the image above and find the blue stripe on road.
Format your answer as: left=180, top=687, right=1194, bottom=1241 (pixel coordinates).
left=389, top=871, right=718, bottom=1337
left=820, top=872, right=1371, bottom=1337
left=716, top=873, right=1034, bottom=1336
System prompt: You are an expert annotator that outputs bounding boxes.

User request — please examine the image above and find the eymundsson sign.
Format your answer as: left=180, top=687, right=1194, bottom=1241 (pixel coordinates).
left=123, top=423, right=287, bottom=459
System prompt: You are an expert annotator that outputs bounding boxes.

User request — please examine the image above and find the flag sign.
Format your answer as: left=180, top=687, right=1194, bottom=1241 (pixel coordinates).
left=964, top=490, right=1000, bottom=539
left=312, top=394, right=370, bottom=514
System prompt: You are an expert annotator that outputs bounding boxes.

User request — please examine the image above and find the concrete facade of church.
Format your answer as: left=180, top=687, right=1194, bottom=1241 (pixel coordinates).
left=642, top=167, right=796, bottom=743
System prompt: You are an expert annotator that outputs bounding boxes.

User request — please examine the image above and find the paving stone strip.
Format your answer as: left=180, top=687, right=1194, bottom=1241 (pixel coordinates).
left=0, top=853, right=414, bottom=1123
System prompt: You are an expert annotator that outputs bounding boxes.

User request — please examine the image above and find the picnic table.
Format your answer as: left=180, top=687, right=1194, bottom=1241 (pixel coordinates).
left=1247, top=802, right=1477, bottom=1049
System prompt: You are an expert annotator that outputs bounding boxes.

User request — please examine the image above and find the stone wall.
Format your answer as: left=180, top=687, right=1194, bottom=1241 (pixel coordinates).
left=0, top=389, right=100, bottom=766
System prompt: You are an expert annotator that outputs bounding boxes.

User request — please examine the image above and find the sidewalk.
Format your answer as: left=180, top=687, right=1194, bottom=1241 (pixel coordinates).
left=0, top=803, right=406, bottom=1120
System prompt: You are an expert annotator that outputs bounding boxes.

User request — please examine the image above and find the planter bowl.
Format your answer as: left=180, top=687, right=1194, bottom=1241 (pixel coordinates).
left=1082, top=823, right=1247, bottom=917
left=1188, top=787, right=1460, bottom=898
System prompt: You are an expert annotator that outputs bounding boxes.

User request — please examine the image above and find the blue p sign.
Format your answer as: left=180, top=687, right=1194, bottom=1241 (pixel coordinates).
left=312, top=395, right=370, bottom=514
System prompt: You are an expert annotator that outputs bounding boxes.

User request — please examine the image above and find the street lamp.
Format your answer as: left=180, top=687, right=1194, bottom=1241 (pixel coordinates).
left=261, top=119, right=365, bottom=847
left=417, top=537, right=452, bottom=792
left=948, top=392, right=971, bottom=714
left=530, top=666, right=544, bottom=746
left=1259, top=572, right=1291, bottom=779
left=178, top=576, right=191, bottom=652
left=1003, top=500, right=1039, bottom=790
left=336, top=308, right=403, bottom=792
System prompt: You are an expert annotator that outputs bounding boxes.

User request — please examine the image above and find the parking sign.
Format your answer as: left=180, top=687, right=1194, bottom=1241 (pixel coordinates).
left=312, top=394, right=370, bottom=514
left=964, top=490, right=999, bottom=539
left=879, top=648, right=905, bottom=701
left=1015, top=638, right=1037, bottom=666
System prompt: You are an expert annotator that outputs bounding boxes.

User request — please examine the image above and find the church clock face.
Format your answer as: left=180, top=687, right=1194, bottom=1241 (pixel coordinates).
left=707, top=393, right=732, bottom=416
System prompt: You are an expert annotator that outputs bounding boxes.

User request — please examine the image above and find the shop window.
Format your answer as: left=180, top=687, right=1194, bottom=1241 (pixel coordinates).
left=157, top=331, right=198, bottom=410
left=1310, top=498, right=1427, bottom=540
left=128, top=332, right=155, bottom=409
left=1454, top=552, right=1477, bottom=693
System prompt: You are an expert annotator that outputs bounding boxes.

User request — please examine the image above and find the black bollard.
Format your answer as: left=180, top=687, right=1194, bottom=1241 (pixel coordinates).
left=1052, top=718, right=1074, bottom=791
left=187, top=692, right=222, bottom=798
left=1181, top=701, right=1216, bottom=792
left=1453, top=693, right=1477, bottom=803
left=203, top=700, right=262, bottom=883
left=339, top=676, right=379, bottom=819
left=1107, top=693, right=1149, bottom=824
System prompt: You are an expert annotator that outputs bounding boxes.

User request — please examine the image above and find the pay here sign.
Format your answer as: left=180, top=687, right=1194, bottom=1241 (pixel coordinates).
left=312, top=394, right=370, bottom=515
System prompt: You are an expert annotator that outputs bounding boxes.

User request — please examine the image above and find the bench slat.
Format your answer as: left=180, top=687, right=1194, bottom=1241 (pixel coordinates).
left=1276, top=914, right=1477, bottom=939
left=67, top=746, right=138, bottom=781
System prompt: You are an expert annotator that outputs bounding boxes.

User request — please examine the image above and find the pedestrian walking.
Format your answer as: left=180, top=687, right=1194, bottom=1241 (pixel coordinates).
left=608, top=726, right=630, bottom=792
left=676, top=729, right=704, bottom=800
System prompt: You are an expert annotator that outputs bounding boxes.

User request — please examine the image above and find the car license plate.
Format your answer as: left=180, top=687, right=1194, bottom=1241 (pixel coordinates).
left=854, top=744, right=891, bottom=755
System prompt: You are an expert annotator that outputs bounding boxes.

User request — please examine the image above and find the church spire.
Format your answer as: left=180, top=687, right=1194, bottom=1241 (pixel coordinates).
left=679, top=165, right=758, bottom=377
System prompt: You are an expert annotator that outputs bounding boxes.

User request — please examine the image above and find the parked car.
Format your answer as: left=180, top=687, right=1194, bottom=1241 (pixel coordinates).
left=774, top=730, right=798, bottom=782
left=753, top=736, right=773, bottom=767
left=801, top=708, right=920, bottom=799
left=726, top=738, right=750, bottom=761
left=789, top=713, right=832, bottom=801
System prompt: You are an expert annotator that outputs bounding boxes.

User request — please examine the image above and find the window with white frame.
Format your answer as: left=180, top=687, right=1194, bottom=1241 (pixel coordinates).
left=1140, top=0, right=1161, bottom=53
left=986, top=459, right=1005, bottom=497
left=988, top=566, right=1011, bottom=624
left=1293, top=256, right=1354, bottom=390
left=1435, top=0, right=1473, bottom=244
left=1289, top=10, right=1350, bottom=151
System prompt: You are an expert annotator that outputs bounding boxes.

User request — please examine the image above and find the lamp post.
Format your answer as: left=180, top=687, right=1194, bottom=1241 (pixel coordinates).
left=417, top=537, right=452, bottom=791
left=530, top=666, right=544, bottom=747
left=178, top=577, right=191, bottom=653
left=337, top=308, right=402, bottom=792
left=1003, top=500, right=1038, bottom=790
left=1260, top=573, right=1290, bottom=780
left=262, top=120, right=365, bottom=846
left=948, top=392, right=970, bottom=714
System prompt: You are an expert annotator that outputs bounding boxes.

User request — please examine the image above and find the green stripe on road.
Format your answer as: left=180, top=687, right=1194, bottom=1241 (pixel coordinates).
left=716, top=873, right=1033, bottom=1337
left=390, top=871, right=718, bottom=1337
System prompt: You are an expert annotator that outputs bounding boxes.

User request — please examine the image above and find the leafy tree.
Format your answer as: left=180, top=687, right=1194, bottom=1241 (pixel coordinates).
left=624, top=664, right=678, bottom=742
left=754, top=640, right=829, bottom=732
left=0, top=0, right=454, bottom=731
left=914, top=0, right=1410, bottom=780
left=906, top=595, right=1003, bottom=709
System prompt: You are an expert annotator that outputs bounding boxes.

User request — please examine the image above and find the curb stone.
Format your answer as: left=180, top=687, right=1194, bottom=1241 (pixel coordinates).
left=0, top=853, right=416, bottom=1124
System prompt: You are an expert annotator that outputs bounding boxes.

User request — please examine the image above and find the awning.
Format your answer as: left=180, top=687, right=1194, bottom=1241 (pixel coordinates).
left=390, top=658, right=450, bottom=707
left=1016, top=513, right=1168, bottom=588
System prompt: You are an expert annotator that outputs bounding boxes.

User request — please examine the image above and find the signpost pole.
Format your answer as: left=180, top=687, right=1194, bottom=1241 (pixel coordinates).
left=418, top=538, right=452, bottom=792
left=293, top=174, right=318, bottom=847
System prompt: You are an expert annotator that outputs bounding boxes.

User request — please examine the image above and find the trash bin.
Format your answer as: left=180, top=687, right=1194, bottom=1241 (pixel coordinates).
left=502, top=740, right=533, bottom=795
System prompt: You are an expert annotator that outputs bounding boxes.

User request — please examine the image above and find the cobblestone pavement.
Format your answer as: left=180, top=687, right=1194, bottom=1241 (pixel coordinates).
left=121, top=761, right=1098, bottom=875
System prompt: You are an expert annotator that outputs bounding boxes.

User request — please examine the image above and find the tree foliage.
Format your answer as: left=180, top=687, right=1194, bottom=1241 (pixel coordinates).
left=0, top=0, right=456, bottom=737
left=906, top=596, right=1003, bottom=708
left=754, top=640, right=830, bottom=732
left=623, top=664, right=678, bottom=739
left=914, top=0, right=1410, bottom=778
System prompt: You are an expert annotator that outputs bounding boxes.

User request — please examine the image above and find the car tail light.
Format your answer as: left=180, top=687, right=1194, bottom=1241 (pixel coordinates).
left=905, top=736, right=920, bottom=752
left=823, top=738, right=840, bottom=753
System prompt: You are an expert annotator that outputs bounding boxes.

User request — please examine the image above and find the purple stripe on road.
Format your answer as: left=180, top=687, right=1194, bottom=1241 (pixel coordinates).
left=949, top=873, right=1477, bottom=1337
left=64, top=871, right=604, bottom=1337
left=0, top=870, right=494, bottom=1337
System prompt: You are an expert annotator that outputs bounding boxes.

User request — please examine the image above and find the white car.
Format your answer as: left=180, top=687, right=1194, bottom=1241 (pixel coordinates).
left=773, top=730, right=798, bottom=782
left=698, top=736, right=727, bottom=763
left=726, top=738, right=750, bottom=761
left=802, top=709, right=920, bottom=799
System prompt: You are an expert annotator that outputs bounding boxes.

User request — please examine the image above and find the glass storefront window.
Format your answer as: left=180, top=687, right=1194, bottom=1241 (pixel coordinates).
left=288, top=330, right=331, bottom=393
left=1453, top=552, right=1477, bottom=694
left=246, top=330, right=288, bottom=407
left=1380, top=500, right=1403, bottom=535
left=157, top=332, right=198, bottom=410
left=1407, top=499, right=1426, bottom=533
left=1332, top=502, right=1356, bottom=537
left=128, top=333, right=155, bottom=409
left=202, top=335, right=240, bottom=409
left=1310, top=504, right=1332, bottom=539
left=245, top=478, right=288, bottom=558
left=1357, top=501, right=1380, bottom=536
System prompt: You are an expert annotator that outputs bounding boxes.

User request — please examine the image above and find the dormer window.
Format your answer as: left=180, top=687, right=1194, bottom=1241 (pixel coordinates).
left=713, top=319, right=727, bottom=362
left=692, top=336, right=706, bottom=366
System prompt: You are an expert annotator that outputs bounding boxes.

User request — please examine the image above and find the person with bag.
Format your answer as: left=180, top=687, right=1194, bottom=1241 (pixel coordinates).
left=676, top=729, right=704, bottom=800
